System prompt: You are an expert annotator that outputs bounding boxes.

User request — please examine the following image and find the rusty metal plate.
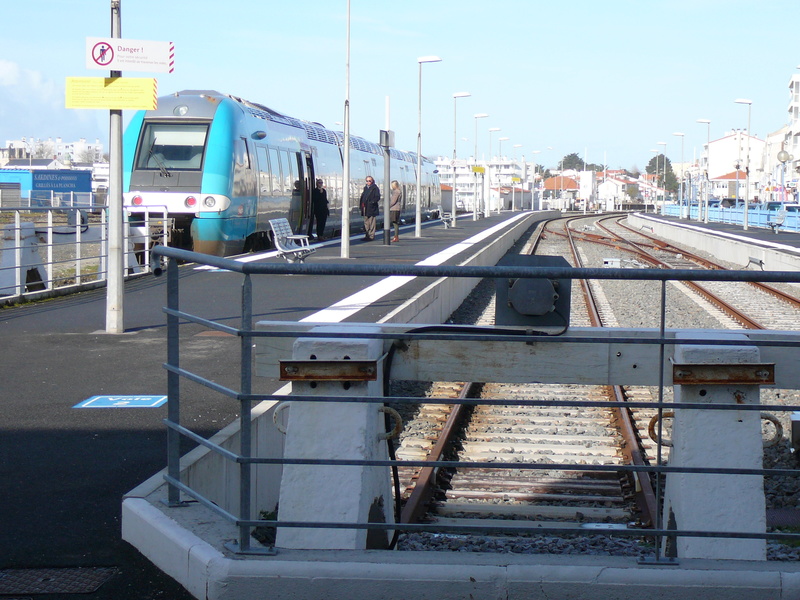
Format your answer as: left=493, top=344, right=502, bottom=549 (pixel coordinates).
left=279, top=360, right=377, bottom=381
left=0, top=567, right=117, bottom=595
left=672, top=363, right=775, bottom=385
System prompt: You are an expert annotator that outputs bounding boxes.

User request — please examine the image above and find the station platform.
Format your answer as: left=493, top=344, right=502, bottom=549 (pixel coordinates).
left=0, top=210, right=545, bottom=599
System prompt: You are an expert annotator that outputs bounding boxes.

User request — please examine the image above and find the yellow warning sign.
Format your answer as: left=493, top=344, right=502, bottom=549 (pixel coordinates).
left=65, top=77, right=157, bottom=110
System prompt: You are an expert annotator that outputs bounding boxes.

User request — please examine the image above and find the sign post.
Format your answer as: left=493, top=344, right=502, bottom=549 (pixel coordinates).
left=69, top=4, right=174, bottom=333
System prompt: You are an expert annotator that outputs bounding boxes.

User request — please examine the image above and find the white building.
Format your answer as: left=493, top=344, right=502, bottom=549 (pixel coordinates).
left=435, top=155, right=533, bottom=213
left=5, top=137, right=105, bottom=164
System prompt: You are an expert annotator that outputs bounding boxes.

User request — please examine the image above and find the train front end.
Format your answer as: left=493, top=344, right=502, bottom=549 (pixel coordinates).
left=123, top=91, right=246, bottom=256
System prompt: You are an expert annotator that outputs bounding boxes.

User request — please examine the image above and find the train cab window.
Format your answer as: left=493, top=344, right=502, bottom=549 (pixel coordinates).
left=135, top=122, right=209, bottom=171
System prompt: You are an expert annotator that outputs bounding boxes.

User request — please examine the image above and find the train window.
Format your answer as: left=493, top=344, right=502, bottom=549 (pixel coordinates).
left=279, top=151, right=294, bottom=195
left=256, top=146, right=271, bottom=195
left=268, top=148, right=281, bottom=195
left=135, top=122, right=208, bottom=171
left=236, top=138, right=250, bottom=169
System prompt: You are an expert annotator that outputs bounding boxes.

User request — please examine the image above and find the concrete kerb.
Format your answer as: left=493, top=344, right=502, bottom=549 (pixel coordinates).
left=122, top=210, right=800, bottom=599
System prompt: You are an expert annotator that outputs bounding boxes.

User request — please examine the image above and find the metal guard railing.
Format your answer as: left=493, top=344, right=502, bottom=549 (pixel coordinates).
left=153, top=244, right=800, bottom=560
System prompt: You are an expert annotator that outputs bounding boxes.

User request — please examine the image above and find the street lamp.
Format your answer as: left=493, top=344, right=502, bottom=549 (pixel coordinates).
left=673, top=132, right=685, bottom=218
left=650, top=149, right=659, bottom=213
left=498, top=137, right=509, bottom=158
left=735, top=98, right=753, bottom=230
left=450, top=91, right=470, bottom=228
left=415, top=55, right=442, bottom=238
left=778, top=148, right=792, bottom=204
left=486, top=128, right=500, bottom=216
left=697, top=119, right=711, bottom=223
left=497, top=138, right=510, bottom=213
left=531, top=149, right=541, bottom=210
left=513, top=144, right=523, bottom=211
left=473, top=113, right=488, bottom=220
left=657, top=141, right=667, bottom=213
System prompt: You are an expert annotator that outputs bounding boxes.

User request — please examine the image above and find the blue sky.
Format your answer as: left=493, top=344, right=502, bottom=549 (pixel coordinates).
left=1, top=0, right=798, bottom=171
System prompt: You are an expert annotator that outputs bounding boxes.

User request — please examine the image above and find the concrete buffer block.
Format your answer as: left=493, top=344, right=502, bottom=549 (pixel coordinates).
left=276, top=325, right=395, bottom=550
left=663, top=331, right=767, bottom=560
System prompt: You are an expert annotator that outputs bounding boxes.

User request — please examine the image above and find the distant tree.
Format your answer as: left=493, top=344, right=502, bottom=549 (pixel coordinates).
left=628, top=165, right=641, bottom=179
left=33, top=142, right=54, bottom=159
left=625, top=184, right=640, bottom=200
left=102, top=153, right=110, bottom=162
left=77, top=148, right=97, bottom=163
left=559, top=152, right=604, bottom=172
left=646, top=154, right=678, bottom=194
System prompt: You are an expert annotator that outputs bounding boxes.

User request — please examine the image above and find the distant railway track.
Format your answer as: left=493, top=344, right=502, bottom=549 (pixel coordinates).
left=393, top=213, right=800, bottom=548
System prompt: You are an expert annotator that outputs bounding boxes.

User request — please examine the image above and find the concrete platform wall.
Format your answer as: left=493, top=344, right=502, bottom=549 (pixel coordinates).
left=629, top=213, right=800, bottom=271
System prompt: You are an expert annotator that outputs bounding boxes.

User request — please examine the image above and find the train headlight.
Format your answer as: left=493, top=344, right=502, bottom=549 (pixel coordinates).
left=203, top=196, right=216, bottom=208
left=173, top=105, right=189, bottom=116
left=185, top=196, right=197, bottom=208
left=132, top=195, right=143, bottom=206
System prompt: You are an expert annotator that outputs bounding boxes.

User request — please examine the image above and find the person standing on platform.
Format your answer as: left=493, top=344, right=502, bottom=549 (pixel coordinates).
left=311, top=178, right=329, bottom=240
left=360, top=176, right=380, bottom=241
left=389, top=180, right=402, bottom=242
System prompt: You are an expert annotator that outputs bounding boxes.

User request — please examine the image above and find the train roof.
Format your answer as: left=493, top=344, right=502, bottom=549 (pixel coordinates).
left=169, top=90, right=431, bottom=162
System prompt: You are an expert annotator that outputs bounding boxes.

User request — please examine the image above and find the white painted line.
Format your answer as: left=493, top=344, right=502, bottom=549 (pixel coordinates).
left=300, top=212, right=529, bottom=323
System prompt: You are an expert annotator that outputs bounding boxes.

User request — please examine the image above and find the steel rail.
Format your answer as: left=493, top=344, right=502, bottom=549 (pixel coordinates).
left=563, top=217, right=659, bottom=528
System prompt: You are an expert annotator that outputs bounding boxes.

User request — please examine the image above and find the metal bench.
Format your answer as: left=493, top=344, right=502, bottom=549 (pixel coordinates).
left=269, top=218, right=316, bottom=263
left=767, top=209, right=786, bottom=234
left=437, top=204, right=454, bottom=228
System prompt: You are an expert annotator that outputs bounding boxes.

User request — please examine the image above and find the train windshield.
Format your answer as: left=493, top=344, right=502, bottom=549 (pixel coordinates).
left=135, top=122, right=209, bottom=171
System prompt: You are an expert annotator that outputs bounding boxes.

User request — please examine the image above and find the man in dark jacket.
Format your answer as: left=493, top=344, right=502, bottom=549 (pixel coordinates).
left=359, top=176, right=380, bottom=241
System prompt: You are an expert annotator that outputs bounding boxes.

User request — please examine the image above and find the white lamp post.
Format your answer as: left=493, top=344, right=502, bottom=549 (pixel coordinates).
left=415, top=55, right=442, bottom=238
left=450, top=91, right=470, bottom=228
left=697, top=119, right=711, bottom=223
left=513, top=144, right=522, bottom=211
left=650, top=148, right=659, bottom=213
left=531, top=149, right=541, bottom=210
left=735, top=98, right=752, bottom=230
left=487, top=128, right=500, bottom=216
left=473, top=113, right=488, bottom=219
left=673, top=132, right=685, bottom=218
left=497, top=137, right=509, bottom=213
left=657, top=141, right=667, bottom=213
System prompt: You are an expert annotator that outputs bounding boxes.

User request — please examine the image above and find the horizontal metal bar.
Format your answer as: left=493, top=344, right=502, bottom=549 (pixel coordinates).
left=237, top=392, right=800, bottom=413
left=164, top=420, right=240, bottom=463
left=162, top=474, right=238, bottom=523
left=154, top=245, right=800, bottom=284
left=163, top=363, right=240, bottom=399
left=233, top=518, right=800, bottom=542
left=279, top=360, right=378, bottom=381
left=232, top=456, right=799, bottom=478
left=673, top=363, right=775, bottom=385
left=161, top=307, right=242, bottom=336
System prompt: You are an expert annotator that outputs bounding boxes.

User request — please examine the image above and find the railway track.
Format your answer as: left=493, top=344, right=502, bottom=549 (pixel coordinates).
left=393, top=213, right=800, bottom=551
left=394, top=216, right=653, bottom=540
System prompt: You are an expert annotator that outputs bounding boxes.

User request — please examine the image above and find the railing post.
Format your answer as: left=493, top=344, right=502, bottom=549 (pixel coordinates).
left=663, top=331, right=767, bottom=560
left=166, top=256, right=182, bottom=506
left=238, top=274, right=254, bottom=552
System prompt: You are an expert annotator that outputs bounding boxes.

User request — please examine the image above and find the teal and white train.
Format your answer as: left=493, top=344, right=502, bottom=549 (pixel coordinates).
left=123, top=90, right=441, bottom=256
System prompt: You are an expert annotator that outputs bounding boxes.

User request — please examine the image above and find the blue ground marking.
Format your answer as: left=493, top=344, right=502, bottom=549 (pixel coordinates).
left=73, top=395, right=168, bottom=408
